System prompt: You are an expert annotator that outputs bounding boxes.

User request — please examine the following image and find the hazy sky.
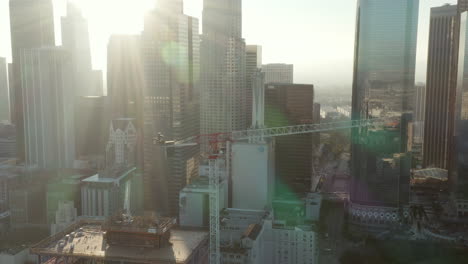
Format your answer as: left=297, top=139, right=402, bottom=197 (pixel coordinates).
left=0, top=0, right=458, bottom=89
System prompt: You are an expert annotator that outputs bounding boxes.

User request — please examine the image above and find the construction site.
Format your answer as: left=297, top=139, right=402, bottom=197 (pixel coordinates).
left=30, top=215, right=208, bottom=264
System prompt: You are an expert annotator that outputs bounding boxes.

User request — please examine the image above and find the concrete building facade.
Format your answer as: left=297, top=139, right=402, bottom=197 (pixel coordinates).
left=262, top=63, right=293, bottom=84
left=231, top=142, right=275, bottom=211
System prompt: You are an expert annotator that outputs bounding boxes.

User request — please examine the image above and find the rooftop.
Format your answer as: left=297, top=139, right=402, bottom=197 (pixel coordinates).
left=31, top=220, right=208, bottom=264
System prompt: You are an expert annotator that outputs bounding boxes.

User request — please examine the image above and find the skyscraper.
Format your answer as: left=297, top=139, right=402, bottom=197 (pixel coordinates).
left=61, top=1, right=95, bottom=96
left=262, top=63, right=294, bottom=84
left=246, top=45, right=262, bottom=128
left=423, top=4, right=457, bottom=169
left=265, top=83, right=314, bottom=198
left=20, top=47, right=75, bottom=169
left=451, top=10, right=468, bottom=209
left=9, top=0, right=55, bottom=161
left=200, top=0, right=247, bottom=135
left=107, top=35, right=144, bottom=120
left=350, top=0, right=418, bottom=231
left=142, top=0, right=200, bottom=215
left=0, top=58, right=9, bottom=122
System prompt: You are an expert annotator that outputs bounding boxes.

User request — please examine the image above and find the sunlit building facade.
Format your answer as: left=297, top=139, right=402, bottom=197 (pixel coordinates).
left=200, top=0, right=247, bottom=136
left=9, top=0, right=55, bottom=161
left=262, top=63, right=294, bottom=84
left=142, top=0, right=200, bottom=216
left=350, top=0, right=418, bottom=231
left=61, top=1, right=95, bottom=96
left=20, top=47, right=75, bottom=169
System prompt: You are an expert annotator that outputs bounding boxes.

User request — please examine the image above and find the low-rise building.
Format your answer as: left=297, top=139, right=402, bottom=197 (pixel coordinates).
left=31, top=218, right=209, bottom=264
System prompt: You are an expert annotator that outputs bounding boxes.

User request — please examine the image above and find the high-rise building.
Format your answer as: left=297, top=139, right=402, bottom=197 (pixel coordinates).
left=262, top=63, right=294, bottom=84
left=264, top=83, right=314, bottom=197
left=0, top=58, right=9, bottom=122
left=413, top=83, right=426, bottom=166
left=61, top=1, right=95, bottom=96
left=423, top=4, right=457, bottom=169
left=200, top=0, right=247, bottom=135
left=20, top=47, right=75, bottom=169
left=107, top=35, right=145, bottom=120
left=74, top=96, right=111, bottom=160
left=246, top=45, right=262, bottom=127
left=9, top=0, right=55, bottom=161
left=451, top=10, right=468, bottom=206
left=350, top=0, right=418, bottom=231
left=142, top=0, right=200, bottom=215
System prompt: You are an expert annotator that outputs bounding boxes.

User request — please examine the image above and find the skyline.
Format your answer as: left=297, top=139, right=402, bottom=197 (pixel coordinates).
left=0, top=0, right=458, bottom=89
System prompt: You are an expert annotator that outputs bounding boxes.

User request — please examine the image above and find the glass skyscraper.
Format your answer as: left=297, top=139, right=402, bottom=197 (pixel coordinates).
left=349, top=0, right=419, bottom=231
left=452, top=11, right=468, bottom=204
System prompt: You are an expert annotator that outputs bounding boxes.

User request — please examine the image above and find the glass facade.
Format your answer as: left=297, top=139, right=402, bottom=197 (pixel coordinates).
left=453, top=12, right=468, bottom=199
left=351, top=0, right=419, bottom=207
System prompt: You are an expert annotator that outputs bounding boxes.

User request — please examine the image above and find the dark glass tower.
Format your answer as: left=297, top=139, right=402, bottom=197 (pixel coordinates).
left=423, top=5, right=457, bottom=170
left=349, top=0, right=418, bottom=231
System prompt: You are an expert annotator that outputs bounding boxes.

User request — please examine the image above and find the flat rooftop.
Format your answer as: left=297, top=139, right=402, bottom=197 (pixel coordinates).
left=31, top=221, right=208, bottom=264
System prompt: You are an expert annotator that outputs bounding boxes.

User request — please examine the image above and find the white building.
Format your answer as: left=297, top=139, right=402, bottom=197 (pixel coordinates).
left=232, top=142, right=275, bottom=211
left=219, top=207, right=320, bottom=264
left=262, top=63, right=294, bottom=84
left=179, top=175, right=228, bottom=228
left=263, top=220, right=319, bottom=264
left=20, top=47, right=75, bottom=169
left=51, top=200, right=77, bottom=235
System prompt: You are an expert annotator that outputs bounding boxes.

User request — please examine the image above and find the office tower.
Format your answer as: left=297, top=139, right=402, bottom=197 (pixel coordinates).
left=350, top=0, right=418, bottom=231
left=107, top=35, right=144, bottom=119
left=142, top=0, right=200, bottom=215
left=0, top=58, right=9, bottom=122
left=20, top=47, right=75, bottom=169
left=74, top=96, right=111, bottom=159
left=9, top=0, right=55, bottom=161
left=265, top=83, right=314, bottom=197
left=451, top=11, right=468, bottom=206
left=262, top=63, right=294, bottom=84
left=246, top=45, right=262, bottom=127
left=201, top=0, right=247, bottom=135
left=61, top=1, right=94, bottom=96
left=423, top=5, right=457, bottom=169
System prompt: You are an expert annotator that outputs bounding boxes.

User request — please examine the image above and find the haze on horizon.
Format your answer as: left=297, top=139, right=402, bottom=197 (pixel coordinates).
left=0, top=0, right=457, bottom=90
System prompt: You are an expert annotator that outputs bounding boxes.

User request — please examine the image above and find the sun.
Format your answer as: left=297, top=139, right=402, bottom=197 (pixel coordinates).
left=68, top=0, right=156, bottom=34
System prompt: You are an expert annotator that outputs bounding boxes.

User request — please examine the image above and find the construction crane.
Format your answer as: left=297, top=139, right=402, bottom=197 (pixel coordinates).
left=159, top=117, right=397, bottom=264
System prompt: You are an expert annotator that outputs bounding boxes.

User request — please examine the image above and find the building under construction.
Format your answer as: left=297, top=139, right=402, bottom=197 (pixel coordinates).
left=30, top=215, right=209, bottom=264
